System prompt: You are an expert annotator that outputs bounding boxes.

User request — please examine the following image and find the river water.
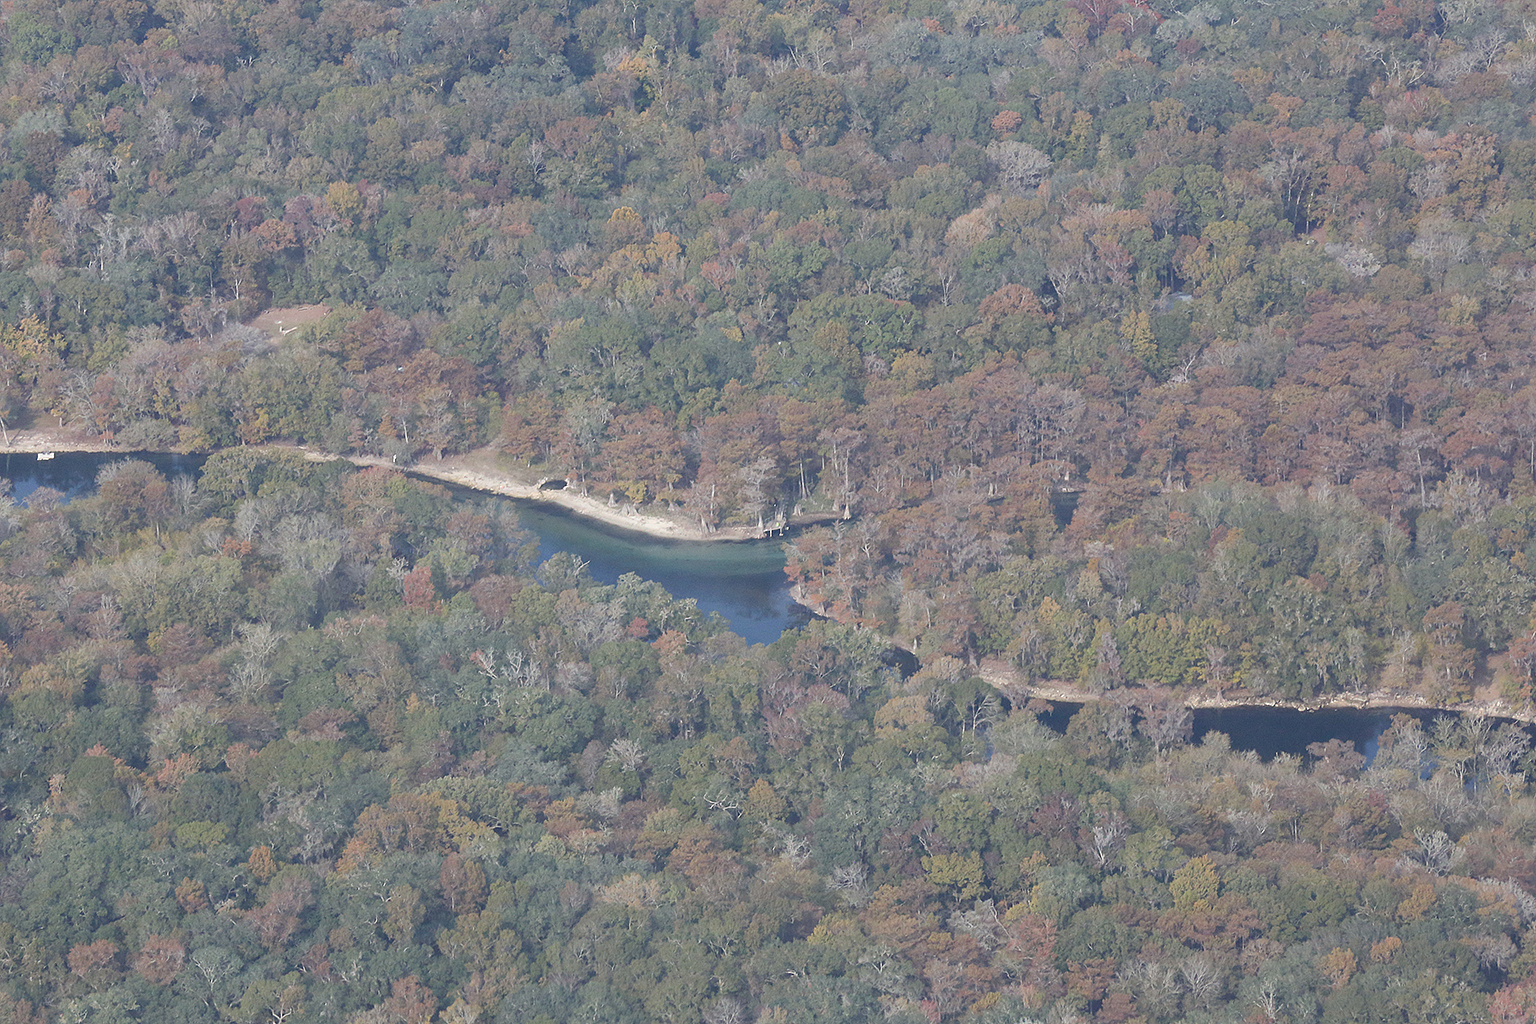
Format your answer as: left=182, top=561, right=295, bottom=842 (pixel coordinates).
left=0, top=450, right=204, bottom=501
left=476, top=499, right=807, bottom=645
left=0, top=450, right=803, bottom=646
left=0, top=451, right=1479, bottom=758
left=1033, top=700, right=1410, bottom=763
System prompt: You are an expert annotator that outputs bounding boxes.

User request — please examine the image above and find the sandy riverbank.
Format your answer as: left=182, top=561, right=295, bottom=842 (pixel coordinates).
left=359, top=449, right=766, bottom=544
left=794, top=581, right=1536, bottom=724
left=2, top=429, right=140, bottom=455
left=14, top=429, right=1536, bottom=722
left=976, top=657, right=1536, bottom=724
left=1, top=430, right=768, bottom=545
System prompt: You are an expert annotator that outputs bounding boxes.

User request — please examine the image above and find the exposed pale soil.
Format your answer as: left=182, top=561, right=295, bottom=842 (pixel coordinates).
left=352, top=448, right=765, bottom=543
left=0, top=429, right=763, bottom=544
left=248, top=304, right=332, bottom=339
left=976, top=658, right=1536, bottom=725
left=13, top=426, right=1536, bottom=723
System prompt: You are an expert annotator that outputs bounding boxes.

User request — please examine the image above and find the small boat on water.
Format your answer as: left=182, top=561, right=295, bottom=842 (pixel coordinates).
left=36, top=452, right=54, bottom=461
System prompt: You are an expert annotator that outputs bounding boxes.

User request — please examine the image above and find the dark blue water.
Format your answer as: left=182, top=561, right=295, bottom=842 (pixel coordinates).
left=0, top=451, right=802, bottom=645
left=1033, top=702, right=1418, bottom=763
left=0, top=452, right=1497, bottom=759
left=499, top=501, right=805, bottom=645
left=0, top=450, right=203, bottom=501
left=1195, top=706, right=1409, bottom=763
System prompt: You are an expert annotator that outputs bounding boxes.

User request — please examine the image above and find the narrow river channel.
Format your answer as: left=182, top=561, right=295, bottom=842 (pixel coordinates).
left=0, top=450, right=806, bottom=646
left=457, top=492, right=808, bottom=646
left=0, top=450, right=1496, bottom=760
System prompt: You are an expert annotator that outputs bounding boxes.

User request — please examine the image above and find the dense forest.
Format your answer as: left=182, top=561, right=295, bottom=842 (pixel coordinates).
left=1, top=0, right=1535, bottom=703
left=0, top=450, right=1533, bottom=1024
left=6, top=0, right=1536, bottom=1018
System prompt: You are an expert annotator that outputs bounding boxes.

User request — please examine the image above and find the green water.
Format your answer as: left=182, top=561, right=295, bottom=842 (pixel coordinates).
left=1, top=452, right=807, bottom=645
left=513, top=502, right=804, bottom=644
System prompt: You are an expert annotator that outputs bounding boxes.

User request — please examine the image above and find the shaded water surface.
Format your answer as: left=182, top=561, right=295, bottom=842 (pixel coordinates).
left=1036, top=700, right=1432, bottom=763
left=0, top=451, right=803, bottom=645
left=491, top=500, right=806, bottom=646
left=0, top=452, right=1484, bottom=752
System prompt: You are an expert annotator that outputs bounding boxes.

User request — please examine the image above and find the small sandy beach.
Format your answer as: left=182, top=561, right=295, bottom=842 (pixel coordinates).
left=2, top=428, right=765, bottom=545
left=358, top=449, right=765, bottom=544
left=2, top=428, right=137, bottom=455
left=974, top=658, right=1536, bottom=724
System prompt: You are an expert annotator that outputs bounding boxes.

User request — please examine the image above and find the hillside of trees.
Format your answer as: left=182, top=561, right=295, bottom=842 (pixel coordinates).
left=5, top=0, right=1536, bottom=1017
left=0, top=0, right=1534, bottom=704
left=0, top=451, right=1532, bottom=1024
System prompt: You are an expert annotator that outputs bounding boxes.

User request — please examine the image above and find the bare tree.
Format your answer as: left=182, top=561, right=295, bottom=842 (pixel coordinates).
left=606, top=737, right=647, bottom=773
left=1412, top=828, right=1466, bottom=875
left=703, top=997, right=746, bottom=1024
left=1250, top=977, right=1283, bottom=1023
left=1137, top=691, right=1193, bottom=757
left=985, top=140, right=1052, bottom=194
left=1407, top=214, right=1471, bottom=288
left=1180, top=953, right=1222, bottom=1010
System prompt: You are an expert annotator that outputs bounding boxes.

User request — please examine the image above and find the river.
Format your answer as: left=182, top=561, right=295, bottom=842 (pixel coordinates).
left=469, top=497, right=808, bottom=646
left=1, top=449, right=205, bottom=501
left=0, top=450, right=1490, bottom=759
left=1034, top=700, right=1416, bottom=763
left=0, top=450, right=806, bottom=646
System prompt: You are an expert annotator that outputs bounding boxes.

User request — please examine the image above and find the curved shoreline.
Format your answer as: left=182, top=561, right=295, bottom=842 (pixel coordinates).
left=2, top=432, right=771, bottom=545
left=977, top=661, right=1536, bottom=725
left=18, top=432, right=1536, bottom=724
left=348, top=450, right=771, bottom=545
left=791, top=586, right=1536, bottom=725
